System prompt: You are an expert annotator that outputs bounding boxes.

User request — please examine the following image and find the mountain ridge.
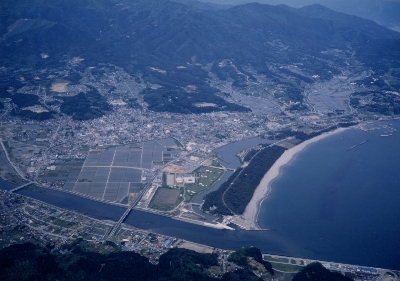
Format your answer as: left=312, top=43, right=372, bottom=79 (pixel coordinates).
left=1, top=0, right=399, bottom=111
left=2, top=0, right=398, bottom=69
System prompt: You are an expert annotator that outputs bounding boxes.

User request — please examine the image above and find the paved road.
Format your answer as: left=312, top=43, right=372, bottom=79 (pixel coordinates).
left=0, top=138, right=28, bottom=180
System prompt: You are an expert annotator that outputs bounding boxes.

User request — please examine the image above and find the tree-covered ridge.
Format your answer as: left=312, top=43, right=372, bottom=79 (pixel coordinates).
left=202, top=168, right=242, bottom=215
left=203, top=146, right=286, bottom=215
left=351, top=91, right=400, bottom=116
left=0, top=241, right=156, bottom=281
left=158, top=248, right=219, bottom=281
left=2, top=0, right=399, bottom=79
left=228, top=247, right=274, bottom=276
left=0, top=242, right=277, bottom=281
left=9, top=93, right=56, bottom=120
left=60, top=87, right=112, bottom=120
left=11, top=93, right=40, bottom=108
left=293, top=262, right=353, bottom=281
left=141, top=87, right=250, bottom=114
left=140, top=64, right=211, bottom=89
left=211, top=61, right=255, bottom=89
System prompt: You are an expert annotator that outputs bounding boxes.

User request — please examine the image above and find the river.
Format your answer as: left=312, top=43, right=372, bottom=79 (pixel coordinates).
left=0, top=129, right=399, bottom=270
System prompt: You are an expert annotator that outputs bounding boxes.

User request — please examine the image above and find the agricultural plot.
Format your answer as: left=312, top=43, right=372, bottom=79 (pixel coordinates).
left=158, top=138, right=179, bottom=148
left=307, top=87, right=350, bottom=113
left=63, top=138, right=178, bottom=204
left=42, top=164, right=82, bottom=181
left=305, top=71, right=368, bottom=114
left=149, top=187, right=182, bottom=211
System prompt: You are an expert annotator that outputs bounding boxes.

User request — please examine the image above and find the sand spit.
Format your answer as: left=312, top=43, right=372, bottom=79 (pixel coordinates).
left=239, top=127, right=351, bottom=229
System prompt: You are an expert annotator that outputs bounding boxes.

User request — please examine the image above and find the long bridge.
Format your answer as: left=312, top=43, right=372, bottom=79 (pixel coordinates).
left=9, top=181, right=34, bottom=192
left=105, top=160, right=177, bottom=240
left=105, top=178, right=155, bottom=240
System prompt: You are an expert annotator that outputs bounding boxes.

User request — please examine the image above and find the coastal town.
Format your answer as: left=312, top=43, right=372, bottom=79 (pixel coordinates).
left=0, top=57, right=399, bottom=278
left=2, top=0, right=400, bottom=278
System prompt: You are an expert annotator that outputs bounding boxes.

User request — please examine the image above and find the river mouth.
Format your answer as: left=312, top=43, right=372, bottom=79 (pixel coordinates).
left=1, top=123, right=399, bottom=270
left=257, top=119, right=400, bottom=270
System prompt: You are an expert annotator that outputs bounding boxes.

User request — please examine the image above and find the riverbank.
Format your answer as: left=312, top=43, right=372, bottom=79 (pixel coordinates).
left=239, top=127, right=351, bottom=229
left=1, top=121, right=399, bottom=270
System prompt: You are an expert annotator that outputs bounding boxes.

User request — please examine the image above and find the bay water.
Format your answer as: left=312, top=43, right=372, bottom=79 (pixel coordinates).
left=258, top=119, right=400, bottom=269
left=1, top=122, right=399, bottom=269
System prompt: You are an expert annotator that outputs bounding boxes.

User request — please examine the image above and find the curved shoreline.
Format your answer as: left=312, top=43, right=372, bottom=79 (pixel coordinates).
left=241, top=127, right=352, bottom=229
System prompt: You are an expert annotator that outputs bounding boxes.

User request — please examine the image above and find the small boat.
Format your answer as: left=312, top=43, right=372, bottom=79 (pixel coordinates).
left=346, top=145, right=357, bottom=151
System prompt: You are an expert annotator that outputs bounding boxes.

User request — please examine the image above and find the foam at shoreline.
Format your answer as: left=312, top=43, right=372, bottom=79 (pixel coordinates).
left=241, top=127, right=351, bottom=228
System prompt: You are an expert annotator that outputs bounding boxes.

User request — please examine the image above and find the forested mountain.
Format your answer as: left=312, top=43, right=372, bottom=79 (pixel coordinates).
left=171, top=0, right=233, bottom=10
left=208, top=0, right=400, bottom=31
left=0, top=242, right=275, bottom=281
left=0, top=241, right=354, bottom=280
left=1, top=0, right=399, bottom=117
left=1, top=0, right=399, bottom=73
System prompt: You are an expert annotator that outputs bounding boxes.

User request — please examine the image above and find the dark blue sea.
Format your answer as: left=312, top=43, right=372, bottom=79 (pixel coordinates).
left=258, top=119, right=400, bottom=270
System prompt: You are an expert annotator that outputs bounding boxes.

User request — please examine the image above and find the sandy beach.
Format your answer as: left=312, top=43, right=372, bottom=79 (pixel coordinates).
left=240, top=127, right=351, bottom=229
